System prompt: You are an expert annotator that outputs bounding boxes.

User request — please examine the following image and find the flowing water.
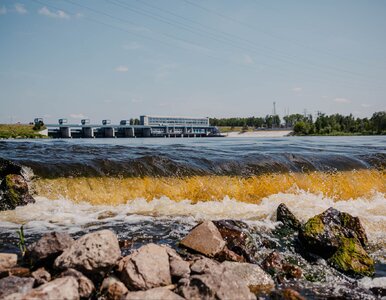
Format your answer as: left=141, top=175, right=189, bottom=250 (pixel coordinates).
left=0, top=136, right=385, bottom=298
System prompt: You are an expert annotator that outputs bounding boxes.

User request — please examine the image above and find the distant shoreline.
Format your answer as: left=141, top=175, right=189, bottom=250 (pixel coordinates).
left=223, top=130, right=292, bottom=138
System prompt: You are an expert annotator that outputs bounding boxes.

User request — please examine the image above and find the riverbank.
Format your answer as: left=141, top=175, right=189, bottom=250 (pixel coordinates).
left=223, top=130, right=292, bottom=138
left=0, top=124, right=46, bottom=139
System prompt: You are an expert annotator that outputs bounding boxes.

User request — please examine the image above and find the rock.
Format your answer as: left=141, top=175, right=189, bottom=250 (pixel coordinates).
left=0, top=276, right=35, bottom=299
left=0, top=158, right=23, bottom=179
left=118, top=243, right=172, bottom=290
left=180, top=221, right=226, bottom=257
left=31, top=268, right=51, bottom=286
left=178, top=261, right=255, bottom=300
left=270, top=288, right=305, bottom=300
left=162, top=245, right=190, bottom=279
left=222, top=261, right=274, bottom=293
left=125, top=287, right=183, bottom=300
left=0, top=267, right=31, bottom=278
left=216, top=246, right=246, bottom=263
left=189, top=256, right=222, bottom=274
left=276, top=203, right=301, bottom=230
left=213, top=220, right=258, bottom=263
left=100, top=276, right=128, bottom=300
left=261, top=251, right=302, bottom=282
left=18, top=276, right=79, bottom=300
left=299, top=207, right=373, bottom=277
left=60, top=268, right=95, bottom=298
left=27, top=232, right=75, bottom=267
left=0, top=174, right=35, bottom=211
left=54, top=229, right=120, bottom=275
left=0, top=253, right=17, bottom=270
left=328, top=237, right=374, bottom=278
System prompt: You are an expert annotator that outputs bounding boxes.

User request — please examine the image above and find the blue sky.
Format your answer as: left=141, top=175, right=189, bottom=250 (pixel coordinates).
left=1, top=0, right=385, bottom=124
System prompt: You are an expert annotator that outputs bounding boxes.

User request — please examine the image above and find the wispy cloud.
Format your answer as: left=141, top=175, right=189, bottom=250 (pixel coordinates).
left=361, top=103, right=372, bottom=108
left=70, top=113, right=85, bottom=119
left=334, top=97, right=351, bottom=104
left=292, top=87, right=302, bottom=92
left=115, top=65, right=129, bottom=72
left=38, top=6, right=70, bottom=19
left=15, top=3, right=27, bottom=14
left=0, top=6, right=7, bottom=15
left=123, top=42, right=141, bottom=50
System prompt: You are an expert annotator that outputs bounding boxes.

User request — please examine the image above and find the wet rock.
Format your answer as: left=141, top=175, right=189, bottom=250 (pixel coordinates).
left=276, top=203, right=301, bottom=230
left=162, top=245, right=190, bottom=279
left=222, top=261, right=274, bottom=293
left=0, top=266, right=31, bottom=278
left=60, top=268, right=95, bottom=298
left=180, top=221, right=226, bottom=257
left=54, top=229, right=120, bottom=275
left=27, top=232, right=75, bottom=267
left=0, top=158, right=23, bottom=179
left=189, top=256, right=222, bottom=274
left=270, top=288, right=305, bottom=300
left=125, top=287, right=183, bottom=300
left=299, top=207, right=373, bottom=277
left=0, top=253, right=17, bottom=270
left=31, top=268, right=51, bottom=286
left=118, top=243, right=172, bottom=290
left=18, top=276, right=79, bottom=300
left=216, top=246, right=246, bottom=262
left=0, top=174, right=35, bottom=211
left=262, top=251, right=302, bottom=282
left=100, top=276, right=129, bottom=300
left=178, top=261, right=255, bottom=300
left=213, top=219, right=258, bottom=263
left=0, top=276, right=35, bottom=299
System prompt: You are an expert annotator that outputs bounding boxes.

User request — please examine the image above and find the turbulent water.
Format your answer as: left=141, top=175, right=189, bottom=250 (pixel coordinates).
left=0, top=136, right=385, bottom=297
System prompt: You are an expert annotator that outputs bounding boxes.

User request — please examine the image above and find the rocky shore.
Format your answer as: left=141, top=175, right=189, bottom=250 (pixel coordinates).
left=0, top=203, right=384, bottom=300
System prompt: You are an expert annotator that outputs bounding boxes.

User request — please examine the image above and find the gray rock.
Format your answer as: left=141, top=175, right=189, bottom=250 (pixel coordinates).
left=276, top=203, right=302, bottom=230
left=0, top=276, right=35, bottom=299
left=180, top=221, right=226, bottom=257
left=222, top=261, right=274, bottom=293
left=0, top=253, right=18, bottom=270
left=162, top=245, right=190, bottom=279
left=125, top=287, right=183, bottom=300
left=31, top=268, right=51, bottom=286
left=19, top=276, right=79, bottom=300
left=100, top=276, right=129, bottom=300
left=0, top=174, right=35, bottom=211
left=118, top=243, right=172, bottom=290
left=28, top=232, right=75, bottom=266
left=54, top=229, right=121, bottom=275
left=60, top=268, right=95, bottom=298
left=190, top=256, right=222, bottom=274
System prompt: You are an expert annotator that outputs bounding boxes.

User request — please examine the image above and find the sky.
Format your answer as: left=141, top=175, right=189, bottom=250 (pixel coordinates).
left=0, top=0, right=386, bottom=124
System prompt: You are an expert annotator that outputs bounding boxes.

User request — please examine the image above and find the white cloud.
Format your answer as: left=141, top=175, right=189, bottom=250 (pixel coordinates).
left=115, top=65, right=129, bottom=72
left=334, top=97, right=351, bottom=104
left=243, top=54, right=254, bottom=65
left=123, top=42, right=141, bottom=50
left=38, top=6, right=70, bottom=19
left=70, top=113, right=85, bottom=119
left=0, top=6, right=7, bottom=15
left=15, top=3, right=27, bottom=14
left=361, top=103, right=372, bottom=108
left=292, top=87, right=302, bottom=92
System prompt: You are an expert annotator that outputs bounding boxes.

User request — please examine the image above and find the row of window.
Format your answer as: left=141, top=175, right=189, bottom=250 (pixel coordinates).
left=147, top=117, right=209, bottom=125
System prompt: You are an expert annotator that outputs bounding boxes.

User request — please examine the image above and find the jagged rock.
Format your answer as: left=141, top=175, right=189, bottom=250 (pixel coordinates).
left=178, top=259, right=255, bottom=300
left=0, top=266, right=31, bottom=278
left=215, top=246, right=246, bottom=262
left=54, top=229, right=120, bottom=275
left=261, top=251, right=302, bottom=282
left=180, top=221, right=226, bottom=257
left=0, top=174, right=35, bottom=211
left=27, top=232, right=75, bottom=267
left=213, top=220, right=258, bottom=263
left=0, top=253, right=17, bottom=270
left=299, top=207, right=373, bottom=277
left=276, top=203, right=301, bottom=230
left=31, top=268, right=51, bottom=286
left=0, top=276, right=35, bottom=299
left=60, top=268, right=95, bottom=298
left=162, top=245, right=190, bottom=279
left=100, top=276, right=128, bottom=300
left=270, top=288, right=305, bottom=300
left=118, top=243, right=172, bottom=290
left=0, top=158, right=23, bottom=179
left=15, top=276, right=79, bottom=300
left=189, top=256, right=222, bottom=274
left=125, top=287, right=183, bottom=300
left=222, top=261, right=274, bottom=293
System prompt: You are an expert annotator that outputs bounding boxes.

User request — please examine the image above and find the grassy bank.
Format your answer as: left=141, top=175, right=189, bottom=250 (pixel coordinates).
left=0, top=124, right=47, bottom=139
left=218, top=126, right=254, bottom=133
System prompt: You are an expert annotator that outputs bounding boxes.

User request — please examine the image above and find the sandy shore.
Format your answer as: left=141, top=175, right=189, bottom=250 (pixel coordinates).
left=223, top=130, right=292, bottom=138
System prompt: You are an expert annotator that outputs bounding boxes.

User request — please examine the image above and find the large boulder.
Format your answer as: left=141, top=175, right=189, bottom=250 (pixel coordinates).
left=0, top=253, right=18, bottom=271
left=276, top=203, right=302, bottom=231
left=0, top=276, right=35, bottom=299
left=27, top=232, right=75, bottom=267
left=125, top=287, right=184, bottom=300
left=180, top=221, right=226, bottom=257
left=299, top=207, right=373, bottom=277
left=222, top=261, right=274, bottom=293
left=213, top=220, right=258, bottom=263
left=118, top=243, right=172, bottom=290
left=0, top=174, right=35, bottom=211
left=0, top=158, right=23, bottom=179
left=59, top=268, right=95, bottom=298
left=162, top=245, right=190, bottom=279
left=54, top=230, right=120, bottom=275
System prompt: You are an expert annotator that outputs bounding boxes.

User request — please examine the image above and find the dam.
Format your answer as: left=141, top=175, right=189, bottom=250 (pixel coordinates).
left=36, top=115, right=221, bottom=138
